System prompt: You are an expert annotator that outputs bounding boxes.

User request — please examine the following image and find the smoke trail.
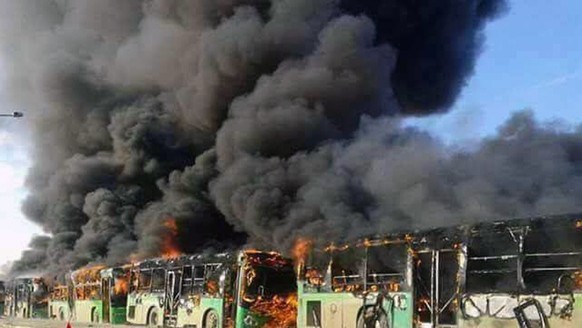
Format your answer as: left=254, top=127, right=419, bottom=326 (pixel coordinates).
left=0, top=0, right=519, bottom=276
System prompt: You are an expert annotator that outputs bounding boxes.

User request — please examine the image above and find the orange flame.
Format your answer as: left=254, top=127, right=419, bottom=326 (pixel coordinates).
left=250, top=294, right=298, bottom=328
left=292, top=238, right=312, bottom=265
left=114, top=276, right=129, bottom=295
left=574, top=271, right=582, bottom=290
left=72, top=265, right=104, bottom=301
left=161, top=217, right=181, bottom=259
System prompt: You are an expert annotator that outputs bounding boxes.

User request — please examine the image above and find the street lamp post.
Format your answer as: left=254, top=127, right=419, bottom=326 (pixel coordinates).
left=0, top=112, right=23, bottom=118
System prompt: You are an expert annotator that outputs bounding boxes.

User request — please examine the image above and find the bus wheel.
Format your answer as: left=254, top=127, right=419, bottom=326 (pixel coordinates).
left=148, top=308, right=159, bottom=327
left=203, top=310, right=219, bottom=328
left=357, top=308, right=389, bottom=328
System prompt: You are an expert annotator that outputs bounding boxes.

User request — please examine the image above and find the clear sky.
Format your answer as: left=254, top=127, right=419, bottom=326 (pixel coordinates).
left=410, top=0, right=582, bottom=140
left=0, top=0, right=581, bottom=266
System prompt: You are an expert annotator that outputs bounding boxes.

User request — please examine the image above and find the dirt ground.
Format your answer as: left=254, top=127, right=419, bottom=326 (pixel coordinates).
left=0, top=317, right=134, bottom=328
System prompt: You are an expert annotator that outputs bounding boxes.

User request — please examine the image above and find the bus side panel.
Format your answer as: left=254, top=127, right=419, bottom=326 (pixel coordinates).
left=74, top=300, right=102, bottom=323
left=298, top=292, right=343, bottom=328
left=31, top=303, right=48, bottom=318
left=387, top=292, right=414, bottom=328
left=459, top=293, right=582, bottom=328
left=49, top=300, right=71, bottom=320
left=334, top=291, right=414, bottom=328
left=176, top=297, right=224, bottom=328
left=110, top=306, right=127, bottom=324
left=127, top=293, right=162, bottom=325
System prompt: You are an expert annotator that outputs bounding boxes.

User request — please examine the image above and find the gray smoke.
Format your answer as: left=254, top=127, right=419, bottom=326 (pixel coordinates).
left=0, top=0, right=530, bottom=277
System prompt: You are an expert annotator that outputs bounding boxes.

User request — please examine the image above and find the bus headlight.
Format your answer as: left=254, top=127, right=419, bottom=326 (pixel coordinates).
left=393, top=294, right=408, bottom=310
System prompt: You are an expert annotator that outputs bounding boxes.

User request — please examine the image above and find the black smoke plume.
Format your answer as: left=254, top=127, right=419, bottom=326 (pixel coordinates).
left=8, top=0, right=575, bottom=279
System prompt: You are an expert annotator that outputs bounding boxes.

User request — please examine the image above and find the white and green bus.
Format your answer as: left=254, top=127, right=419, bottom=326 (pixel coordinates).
left=71, top=267, right=104, bottom=323
left=3, top=278, right=49, bottom=319
left=71, top=266, right=130, bottom=324
left=127, top=250, right=297, bottom=328
left=48, top=285, right=71, bottom=320
left=296, top=214, right=582, bottom=328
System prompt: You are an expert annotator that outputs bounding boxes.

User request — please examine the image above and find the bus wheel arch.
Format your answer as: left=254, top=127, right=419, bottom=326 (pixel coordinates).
left=357, top=306, right=389, bottom=328
left=147, top=307, right=159, bottom=327
left=58, top=308, right=65, bottom=321
left=91, top=307, right=100, bottom=323
left=202, top=309, right=219, bottom=328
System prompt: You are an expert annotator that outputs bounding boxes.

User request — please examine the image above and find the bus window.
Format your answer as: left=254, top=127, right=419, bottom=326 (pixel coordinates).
left=181, top=266, right=193, bottom=296
left=331, top=247, right=365, bottom=292
left=523, top=222, right=582, bottom=293
left=193, top=266, right=205, bottom=294
left=111, top=274, right=129, bottom=307
left=243, top=265, right=296, bottom=301
left=304, top=249, right=331, bottom=290
left=366, top=243, right=408, bottom=292
left=138, top=270, right=152, bottom=292
left=151, top=269, right=165, bottom=292
left=466, top=230, right=520, bottom=293
left=204, top=265, right=221, bottom=296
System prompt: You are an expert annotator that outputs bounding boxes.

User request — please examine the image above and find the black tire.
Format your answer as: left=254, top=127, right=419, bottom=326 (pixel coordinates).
left=203, top=310, right=219, bottom=328
left=357, top=307, right=389, bottom=328
left=148, top=308, right=159, bottom=327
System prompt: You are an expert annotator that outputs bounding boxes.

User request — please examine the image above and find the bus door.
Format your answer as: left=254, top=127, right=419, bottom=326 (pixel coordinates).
left=415, top=249, right=461, bottom=327
left=223, top=266, right=239, bottom=327
left=164, top=268, right=182, bottom=326
left=101, top=277, right=111, bottom=323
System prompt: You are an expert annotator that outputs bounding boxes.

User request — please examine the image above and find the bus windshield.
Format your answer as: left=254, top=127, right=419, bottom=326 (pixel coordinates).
left=244, top=265, right=296, bottom=298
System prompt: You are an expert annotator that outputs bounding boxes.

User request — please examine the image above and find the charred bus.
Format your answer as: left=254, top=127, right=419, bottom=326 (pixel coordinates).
left=48, top=285, right=72, bottom=320
left=100, top=266, right=131, bottom=324
left=71, top=265, right=130, bottom=324
left=127, top=250, right=296, bottom=328
left=3, top=278, right=49, bottom=319
left=0, top=281, right=5, bottom=316
left=296, top=214, right=582, bottom=328
left=71, top=266, right=104, bottom=323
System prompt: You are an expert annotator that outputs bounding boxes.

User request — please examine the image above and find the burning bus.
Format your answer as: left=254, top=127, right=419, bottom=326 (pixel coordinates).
left=295, top=213, right=582, bottom=328
left=127, top=250, right=296, bottom=328
left=71, top=266, right=104, bottom=323
left=3, top=277, right=49, bottom=319
left=48, top=284, right=71, bottom=320
left=70, top=265, right=130, bottom=324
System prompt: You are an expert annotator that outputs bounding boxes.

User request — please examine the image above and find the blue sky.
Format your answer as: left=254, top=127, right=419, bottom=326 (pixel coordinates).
left=410, top=0, right=582, bottom=140
left=0, top=0, right=581, bottom=266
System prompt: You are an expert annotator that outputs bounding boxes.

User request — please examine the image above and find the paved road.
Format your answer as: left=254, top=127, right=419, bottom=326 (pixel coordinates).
left=0, top=318, right=134, bottom=328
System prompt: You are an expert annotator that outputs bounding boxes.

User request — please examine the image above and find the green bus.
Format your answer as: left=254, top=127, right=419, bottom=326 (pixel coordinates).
left=127, top=250, right=297, bottom=328
left=100, top=266, right=131, bottom=324
left=3, top=278, right=49, bottom=319
left=71, top=265, right=130, bottom=324
left=296, top=214, right=582, bottom=328
left=48, top=285, right=72, bottom=320
left=71, top=266, right=104, bottom=323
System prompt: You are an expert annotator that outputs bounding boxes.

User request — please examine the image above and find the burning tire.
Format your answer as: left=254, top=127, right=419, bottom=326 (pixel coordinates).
left=203, top=310, right=219, bottom=328
left=357, top=307, right=389, bottom=328
left=147, top=308, right=159, bottom=327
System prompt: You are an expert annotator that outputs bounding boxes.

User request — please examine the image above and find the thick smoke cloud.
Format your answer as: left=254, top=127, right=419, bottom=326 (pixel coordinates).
left=0, top=0, right=524, bottom=277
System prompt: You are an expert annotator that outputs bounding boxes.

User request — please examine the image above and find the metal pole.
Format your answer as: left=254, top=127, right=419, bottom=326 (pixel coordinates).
left=0, top=112, right=23, bottom=118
